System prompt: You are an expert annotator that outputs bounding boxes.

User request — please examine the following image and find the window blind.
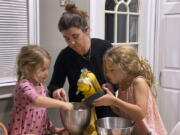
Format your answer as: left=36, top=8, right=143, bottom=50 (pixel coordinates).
left=0, top=0, right=28, bottom=84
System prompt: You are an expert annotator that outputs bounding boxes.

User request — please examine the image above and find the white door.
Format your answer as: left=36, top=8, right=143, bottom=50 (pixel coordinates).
left=155, top=0, right=180, bottom=133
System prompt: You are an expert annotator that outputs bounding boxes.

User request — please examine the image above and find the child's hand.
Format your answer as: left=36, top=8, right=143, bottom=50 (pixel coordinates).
left=102, top=83, right=114, bottom=94
left=61, top=130, right=69, bottom=135
left=93, top=87, right=115, bottom=106
left=55, top=127, right=66, bottom=134
left=48, top=121, right=65, bottom=135
left=50, top=127, right=65, bottom=135
left=53, top=88, right=68, bottom=101
left=64, top=102, right=74, bottom=110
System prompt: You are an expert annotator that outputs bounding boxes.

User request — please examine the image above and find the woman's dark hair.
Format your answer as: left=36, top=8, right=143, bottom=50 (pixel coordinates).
left=58, top=4, right=89, bottom=32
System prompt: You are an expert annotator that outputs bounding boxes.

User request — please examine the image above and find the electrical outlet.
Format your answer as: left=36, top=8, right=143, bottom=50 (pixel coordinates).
left=59, top=0, right=67, bottom=6
left=67, top=0, right=74, bottom=4
left=59, top=0, right=74, bottom=6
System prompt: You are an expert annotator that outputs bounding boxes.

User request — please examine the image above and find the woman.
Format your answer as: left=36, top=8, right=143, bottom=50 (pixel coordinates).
left=48, top=4, right=116, bottom=118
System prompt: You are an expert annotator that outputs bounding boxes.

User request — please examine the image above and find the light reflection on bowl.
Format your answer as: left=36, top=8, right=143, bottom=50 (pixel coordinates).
left=95, top=117, right=134, bottom=135
left=60, top=102, right=91, bottom=134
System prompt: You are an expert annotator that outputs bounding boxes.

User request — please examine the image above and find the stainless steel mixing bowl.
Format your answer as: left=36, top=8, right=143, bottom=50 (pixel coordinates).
left=95, top=117, right=134, bottom=135
left=60, top=102, right=91, bottom=134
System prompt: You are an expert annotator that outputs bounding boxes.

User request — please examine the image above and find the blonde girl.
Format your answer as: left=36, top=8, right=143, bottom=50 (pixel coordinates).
left=9, top=45, right=73, bottom=135
left=93, top=45, right=167, bottom=135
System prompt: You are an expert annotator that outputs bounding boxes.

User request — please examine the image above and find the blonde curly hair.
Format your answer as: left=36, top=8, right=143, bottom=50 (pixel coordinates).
left=103, top=45, right=157, bottom=97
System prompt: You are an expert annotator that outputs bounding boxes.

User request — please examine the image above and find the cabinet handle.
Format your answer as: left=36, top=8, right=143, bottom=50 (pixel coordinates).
left=159, top=71, right=162, bottom=86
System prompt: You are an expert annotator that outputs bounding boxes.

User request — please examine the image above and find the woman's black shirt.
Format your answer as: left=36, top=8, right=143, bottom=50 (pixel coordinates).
left=48, top=38, right=117, bottom=118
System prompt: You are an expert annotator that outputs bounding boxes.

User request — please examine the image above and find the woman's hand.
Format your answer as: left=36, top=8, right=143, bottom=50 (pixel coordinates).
left=53, top=88, right=68, bottom=101
left=93, top=86, right=116, bottom=107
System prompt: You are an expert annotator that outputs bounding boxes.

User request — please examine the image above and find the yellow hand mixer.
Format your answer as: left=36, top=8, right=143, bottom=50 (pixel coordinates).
left=76, top=68, right=106, bottom=135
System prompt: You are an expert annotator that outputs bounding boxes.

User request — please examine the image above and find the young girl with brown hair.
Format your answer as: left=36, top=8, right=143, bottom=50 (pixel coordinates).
left=9, top=45, right=73, bottom=135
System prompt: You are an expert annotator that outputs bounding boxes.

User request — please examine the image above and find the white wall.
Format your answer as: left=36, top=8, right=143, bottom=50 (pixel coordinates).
left=90, top=0, right=105, bottom=39
left=0, top=83, right=14, bottom=125
left=39, top=0, right=65, bottom=84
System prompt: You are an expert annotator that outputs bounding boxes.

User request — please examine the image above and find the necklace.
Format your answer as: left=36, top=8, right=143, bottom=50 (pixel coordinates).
left=81, top=47, right=91, bottom=61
